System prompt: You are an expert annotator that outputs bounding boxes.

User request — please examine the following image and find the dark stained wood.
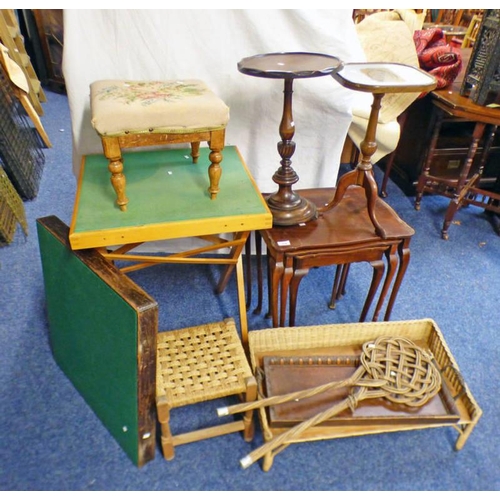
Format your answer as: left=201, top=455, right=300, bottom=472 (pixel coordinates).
left=247, top=186, right=414, bottom=327
left=413, top=77, right=500, bottom=238
left=326, top=63, right=437, bottom=238
left=237, top=52, right=343, bottom=226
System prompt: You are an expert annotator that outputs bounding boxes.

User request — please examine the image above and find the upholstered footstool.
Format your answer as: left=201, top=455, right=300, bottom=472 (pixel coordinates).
left=90, top=79, right=230, bottom=211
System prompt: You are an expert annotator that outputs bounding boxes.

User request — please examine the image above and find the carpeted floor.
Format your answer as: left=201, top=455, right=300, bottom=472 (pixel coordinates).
left=1, top=89, right=499, bottom=491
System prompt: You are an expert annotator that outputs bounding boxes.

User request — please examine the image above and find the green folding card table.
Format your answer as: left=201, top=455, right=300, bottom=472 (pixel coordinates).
left=69, top=145, right=272, bottom=344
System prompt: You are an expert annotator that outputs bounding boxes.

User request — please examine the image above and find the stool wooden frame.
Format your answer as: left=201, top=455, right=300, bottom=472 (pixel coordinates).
left=100, top=129, right=225, bottom=212
left=156, top=318, right=257, bottom=460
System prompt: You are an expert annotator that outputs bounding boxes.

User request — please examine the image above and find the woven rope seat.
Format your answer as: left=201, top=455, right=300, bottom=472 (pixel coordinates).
left=157, top=318, right=252, bottom=406
left=156, top=318, right=256, bottom=460
left=90, top=79, right=230, bottom=211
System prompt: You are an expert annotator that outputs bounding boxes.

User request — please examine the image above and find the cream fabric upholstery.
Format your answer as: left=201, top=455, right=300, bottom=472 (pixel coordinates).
left=90, top=79, right=229, bottom=136
left=348, top=110, right=402, bottom=163
left=348, top=9, right=425, bottom=164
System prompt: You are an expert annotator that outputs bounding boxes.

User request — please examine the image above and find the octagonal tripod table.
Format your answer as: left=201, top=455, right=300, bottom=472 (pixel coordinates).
left=322, top=62, right=437, bottom=237
left=238, top=52, right=343, bottom=226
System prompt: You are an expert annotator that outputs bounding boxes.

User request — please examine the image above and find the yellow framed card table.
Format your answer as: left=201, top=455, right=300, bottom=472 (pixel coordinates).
left=69, top=146, right=272, bottom=343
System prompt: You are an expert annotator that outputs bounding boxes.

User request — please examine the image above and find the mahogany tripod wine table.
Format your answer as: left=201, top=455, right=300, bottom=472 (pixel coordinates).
left=238, top=51, right=343, bottom=226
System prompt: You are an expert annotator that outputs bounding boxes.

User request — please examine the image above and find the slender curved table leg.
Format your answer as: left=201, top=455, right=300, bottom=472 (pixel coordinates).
left=279, top=255, right=294, bottom=327
left=329, top=264, right=350, bottom=309
left=289, top=267, right=310, bottom=327
left=245, top=236, right=252, bottom=311
left=338, top=264, right=350, bottom=298
left=254, top=231, right=263, bottom=315
left=267, top=255, right=284, bottom=327
left=372, top=245, right=398, bottom=321
left=384, top=239, right=411, bottom=321
left=359, top=259, right=385, bottom=322
left=329, top=265, right=343, bottom=309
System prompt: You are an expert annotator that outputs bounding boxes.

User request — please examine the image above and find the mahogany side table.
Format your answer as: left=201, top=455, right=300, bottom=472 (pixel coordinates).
left=238, top=52, right=343, bottom=226
left=414, top=80, right=500, bottom=239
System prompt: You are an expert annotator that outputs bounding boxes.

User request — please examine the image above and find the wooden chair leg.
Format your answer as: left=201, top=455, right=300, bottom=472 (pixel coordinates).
left=156, top=395, right=175, bottom=460
left=190, top=141, right=200, bottom=163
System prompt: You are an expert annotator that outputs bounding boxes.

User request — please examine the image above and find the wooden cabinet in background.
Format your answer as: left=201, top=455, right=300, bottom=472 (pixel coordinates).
left=33, top=9, right=64, bottom=93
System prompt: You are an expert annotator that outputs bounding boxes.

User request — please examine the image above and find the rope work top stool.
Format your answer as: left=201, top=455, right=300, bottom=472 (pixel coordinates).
left=156, top=318, right=256, bottom=460
left=90, top=79, right=230, bottom=211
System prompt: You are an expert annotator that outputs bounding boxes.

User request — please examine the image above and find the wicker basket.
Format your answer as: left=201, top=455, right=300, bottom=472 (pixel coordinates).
left=0, top=164, right=27, bottom=245
left=248, top=319, right=482, bottom=471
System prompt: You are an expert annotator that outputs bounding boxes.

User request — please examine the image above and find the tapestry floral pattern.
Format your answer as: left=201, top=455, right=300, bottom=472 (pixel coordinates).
left=95, top=81, right=206, bottom=106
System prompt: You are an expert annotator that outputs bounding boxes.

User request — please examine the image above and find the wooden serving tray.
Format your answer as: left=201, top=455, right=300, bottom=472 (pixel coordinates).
left=263, top=355, right=461, bottom=428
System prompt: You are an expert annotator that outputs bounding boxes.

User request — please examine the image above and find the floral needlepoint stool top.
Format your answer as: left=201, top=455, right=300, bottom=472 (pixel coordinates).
left=90, top=79, right=229, bottom=211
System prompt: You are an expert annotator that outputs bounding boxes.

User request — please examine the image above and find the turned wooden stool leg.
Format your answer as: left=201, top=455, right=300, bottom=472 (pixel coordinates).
left=156, top=396, right=175, bottom=460
left=208, top=129, right=225, bottom=200
left=101, top=136, right=129, bottom=211
left=243, top=377, right=257, bottom=442
left=190, top=141, right=200, bottom=164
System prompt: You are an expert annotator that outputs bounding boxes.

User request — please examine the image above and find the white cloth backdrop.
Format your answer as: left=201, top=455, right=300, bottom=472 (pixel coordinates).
left=62, top=9, right=366, bottom=193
